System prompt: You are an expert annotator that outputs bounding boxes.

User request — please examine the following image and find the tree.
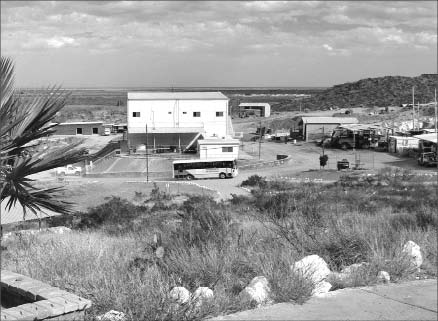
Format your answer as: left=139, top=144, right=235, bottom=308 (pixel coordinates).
left=319, top=154, right=328, bottom=169
left=0, top=57, right=88, bottom=218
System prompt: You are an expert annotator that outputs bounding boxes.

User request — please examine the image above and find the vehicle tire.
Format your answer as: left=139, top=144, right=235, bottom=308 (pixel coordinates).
left=75, top=171, right=81, bottom=176
left=219, top=173, right=226, bottom=179
left=341, top=143, right=350, bottom=150
left=186, top=174, right=194, bottom=180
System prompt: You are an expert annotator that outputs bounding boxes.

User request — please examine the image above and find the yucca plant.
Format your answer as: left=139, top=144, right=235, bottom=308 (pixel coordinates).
left=0, top=56, right=88, bottom=218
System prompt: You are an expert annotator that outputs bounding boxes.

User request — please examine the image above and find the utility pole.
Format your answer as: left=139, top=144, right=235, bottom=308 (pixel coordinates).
left=435, top=88, right=437, bottom=190
left=412, top=86, right=415, bottom=130
left=258, top=119, right=262, bottom=160
left=322, top=126, right=325, bottom=156
left=145, top=123, right=149, bottom=182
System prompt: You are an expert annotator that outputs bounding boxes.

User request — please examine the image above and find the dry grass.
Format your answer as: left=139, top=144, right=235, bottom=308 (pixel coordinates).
left=2, top=173, right=437, bottom=320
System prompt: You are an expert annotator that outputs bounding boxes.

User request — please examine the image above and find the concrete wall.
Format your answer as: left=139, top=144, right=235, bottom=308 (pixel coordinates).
left=128, top=99, right=229, bottom=138
left=54, top=123, right=103, bottom=135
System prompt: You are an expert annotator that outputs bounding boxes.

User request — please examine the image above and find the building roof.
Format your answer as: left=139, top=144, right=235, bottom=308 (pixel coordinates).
left=413, top=133, right=438, bottom=143
left=58, top=121, right=103, bottom=126
left=299, top=117, right=358, bottom=124
left=1, top=198, right=61, bottom=225
left=173, top=158, right=237, bottom=164
left=198, top=138, right=240, bottom=145
left=239, top=103, right=270, bottom=107
left=389, top=135, right=420, bottom=140
left=128, top=92, right=228, bottom=100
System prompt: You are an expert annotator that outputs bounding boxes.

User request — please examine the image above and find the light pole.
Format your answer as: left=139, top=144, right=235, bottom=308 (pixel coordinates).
left=145, top=123, right=149, bottom=182
left=258, top=119, right=262, bottom=160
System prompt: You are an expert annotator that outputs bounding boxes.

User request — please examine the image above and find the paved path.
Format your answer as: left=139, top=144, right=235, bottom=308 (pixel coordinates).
left=212, top=279, right=437, bottom=320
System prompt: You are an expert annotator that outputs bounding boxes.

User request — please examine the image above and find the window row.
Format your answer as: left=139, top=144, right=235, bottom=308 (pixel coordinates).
left=132, top=111, right=224, bottom=118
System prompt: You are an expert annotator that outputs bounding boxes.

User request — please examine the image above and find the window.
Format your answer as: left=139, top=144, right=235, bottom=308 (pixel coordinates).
left=168, top=111, right=172, bottom=114
left=183, top=111, right=187, bottom=114
left=76, top=128, right=83, bottom=135
left=193, top=112, right=201, bottom=117
left=92, top=127, right=98, bottom=134
left=132, top=112, right=140, bottom=117
left=216, top=111, right=224, bottom=117
left=222, top=147, right=233, bottom=153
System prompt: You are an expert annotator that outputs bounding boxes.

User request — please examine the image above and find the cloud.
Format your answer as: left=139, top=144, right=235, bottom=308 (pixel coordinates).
left=47, top=36, right=76, bottom=48
left=0, top=1, right=436, bottom=87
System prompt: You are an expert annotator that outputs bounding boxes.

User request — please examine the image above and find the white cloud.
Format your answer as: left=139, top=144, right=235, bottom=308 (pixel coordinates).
left=47, top=36, right=76, bottom=48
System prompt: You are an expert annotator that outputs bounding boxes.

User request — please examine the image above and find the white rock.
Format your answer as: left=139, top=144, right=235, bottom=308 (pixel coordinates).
left=377, top=271, right=390, bottom=283
left=48, top=226, right=71, bottom=234
left=95, top=310, right=127, bottom=321
left=291, top=255, right=331, bottom=284
left=169, top=286, right=191, bottom=304
left=402, top=241, right=423, bottom=268
left=312, top=281, right=332, bottom=296
left=240, top=276, right=270, bottom=306
left=193, top=287, right=214, bottom=307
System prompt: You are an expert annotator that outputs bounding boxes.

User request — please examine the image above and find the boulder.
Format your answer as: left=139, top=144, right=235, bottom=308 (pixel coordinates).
left=239, top=276, right=271, bottom=306
left=402, top=241, right=423, bottom=268
left=169, top=286, right=191, bottom=304
left=193, top=287, right=214, bottom=307
left=312, top=281, right=332, bottom=296
left=291, top=255, right=331, bottom=284
left=377, top=271, right=390, bottom=283
left=48, top=226, right=71, bottom=234
left=95, top=310, right=127, bottom=321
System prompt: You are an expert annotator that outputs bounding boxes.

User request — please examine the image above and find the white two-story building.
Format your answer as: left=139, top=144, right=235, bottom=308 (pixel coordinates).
left=127, top=92, right=233, bottom=153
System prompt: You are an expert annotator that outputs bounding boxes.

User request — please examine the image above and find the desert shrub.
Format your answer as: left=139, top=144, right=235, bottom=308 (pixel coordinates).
left=415, top=207, right=438, bottom=230
left=149, top=183, right=172, bottom=202
left=252, top=185, right=326, bottom=254
left=390, top=208, right=437, bottom=232
left=389, top=213, right=417, bottom=231
left=267, top=179, right=294, bottom=191
left=241, top=175, right=267, bottom=188
left=76, top=197, right=148, bottom=232
left=173, top=196, right=235, bottom=247
left=318, top=229, right=371, bottom=270
left=229, top=193, right=252, bottom=206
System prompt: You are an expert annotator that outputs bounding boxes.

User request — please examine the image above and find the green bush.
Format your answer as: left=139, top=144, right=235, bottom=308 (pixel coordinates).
left=241, top=175, right=267, bottom=188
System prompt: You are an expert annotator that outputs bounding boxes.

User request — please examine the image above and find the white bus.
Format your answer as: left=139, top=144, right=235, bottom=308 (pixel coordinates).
left=173, top=159, right=238, bottom=180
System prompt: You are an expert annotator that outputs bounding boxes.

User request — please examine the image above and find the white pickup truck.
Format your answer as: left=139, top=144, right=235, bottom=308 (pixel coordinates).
left=56, top=165, right=82, bottom=176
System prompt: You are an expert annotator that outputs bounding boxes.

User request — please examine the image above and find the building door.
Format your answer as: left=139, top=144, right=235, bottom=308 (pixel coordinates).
left=76, top=128, right=83, bottom=135
left=92, top=127, right=98, bottom=134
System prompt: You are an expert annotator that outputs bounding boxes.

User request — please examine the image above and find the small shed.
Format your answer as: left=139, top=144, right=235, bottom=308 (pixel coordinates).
left=291, top=116, right=359, bottom=141
left=413, top=133, right=437, bottom=153
left=198, top=138, right=239, bottom=160
left=53, top=121, right=104, bottom=135
left=388, top=136, right=420, bottom=154
left=239, top=103, right=271, bottom=117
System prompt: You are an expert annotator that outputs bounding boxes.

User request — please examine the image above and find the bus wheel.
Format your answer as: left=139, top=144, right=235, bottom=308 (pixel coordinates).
left=219, top=173, right=226, bottom=179
left=186, top=174, right=194, bottom=180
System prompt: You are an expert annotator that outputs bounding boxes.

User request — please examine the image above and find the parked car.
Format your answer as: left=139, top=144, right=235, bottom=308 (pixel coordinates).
left=56, top=165, right=82, bottom=176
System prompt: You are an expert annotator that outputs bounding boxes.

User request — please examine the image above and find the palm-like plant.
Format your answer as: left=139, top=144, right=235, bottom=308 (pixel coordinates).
left=0, top=56, right=88, bottom=217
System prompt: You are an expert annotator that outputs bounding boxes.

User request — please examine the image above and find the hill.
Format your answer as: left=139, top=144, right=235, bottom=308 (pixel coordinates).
left=297, top=74, right=437, bottom=111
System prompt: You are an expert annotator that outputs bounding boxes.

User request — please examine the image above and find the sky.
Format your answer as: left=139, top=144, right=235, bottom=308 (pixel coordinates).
left=1, top=1, right=437, bottom=88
